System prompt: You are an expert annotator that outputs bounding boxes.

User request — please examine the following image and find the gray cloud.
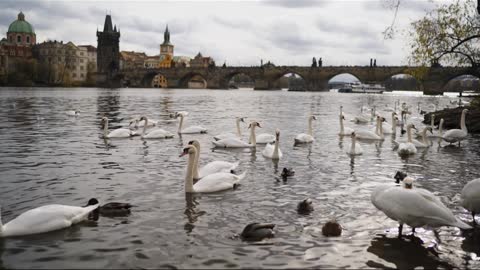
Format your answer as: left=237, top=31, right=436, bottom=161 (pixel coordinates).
left=316, top=18, right=377, bottom=38
left=262, top=0, right=327, bottom=8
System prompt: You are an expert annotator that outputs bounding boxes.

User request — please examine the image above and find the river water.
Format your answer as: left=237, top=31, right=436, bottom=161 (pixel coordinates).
left=0, top=87, right=479, bottom=269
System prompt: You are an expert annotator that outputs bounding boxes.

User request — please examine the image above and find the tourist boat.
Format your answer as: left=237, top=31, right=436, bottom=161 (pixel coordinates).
left=338, top=83, right=385, bottom=94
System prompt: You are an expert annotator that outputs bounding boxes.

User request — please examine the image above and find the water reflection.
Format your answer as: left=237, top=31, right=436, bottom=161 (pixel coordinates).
left=184, top=193, right=204, bottom=234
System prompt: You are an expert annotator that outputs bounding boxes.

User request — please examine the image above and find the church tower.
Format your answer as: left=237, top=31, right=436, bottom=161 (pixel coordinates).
left=97, top=15, right=120, bottom=78
left=160, top=25, right=174, bottom=57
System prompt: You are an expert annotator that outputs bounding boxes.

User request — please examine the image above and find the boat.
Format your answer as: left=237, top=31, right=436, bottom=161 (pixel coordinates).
left=350, top=82, right=385, bottom=94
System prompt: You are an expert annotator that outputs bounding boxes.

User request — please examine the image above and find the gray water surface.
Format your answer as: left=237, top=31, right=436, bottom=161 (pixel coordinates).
left=0, top=87, right=479, bottom=269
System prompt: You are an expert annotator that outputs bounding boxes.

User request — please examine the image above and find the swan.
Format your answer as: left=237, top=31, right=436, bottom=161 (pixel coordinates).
left=338, top=111, right=355, bottom=136
left=137, top=117, right=158, bottom=127
left=66, top=110, right=80, bottom=116
left=256, top=132, right=276, bottom=144
left=240, top=223, right=275, bottom=241
left=461, top=178, right=480, bottom=226
left=355, top=116, right=384, bottom=140
left=213, top=117, right=245, bottom=141
left=397, top=124, right=417, bottom=155
left=180, top=145, right=245, bottom=193
left=212, top=121, right=259, bottom=148
left=262, top=129, right=282, bottom=160
left=428, top=118, right=444, bottom=138
left=346, top=132, right=363, bottom=156
left=139, top=116, right=174, bottom=139
left=442, top=108, right=468, bottom=146
left=371, top=177, right=471, bottom=237
left=188, top=140, right=239, bottom=180
left=411, top=127, right=432, bottom=148
left=0, top=199, right=99, bottom=237
left=295, top=115, right=317, bottom=144
left=101, top=117, right=134, bottom=138
left=176, top=113, right=207, bottom=134
left=353, top=106, right=372, bottom=124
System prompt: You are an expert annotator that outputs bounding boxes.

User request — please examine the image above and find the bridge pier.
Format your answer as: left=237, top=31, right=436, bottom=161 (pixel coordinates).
left=421, top=81, right=445, bottom=95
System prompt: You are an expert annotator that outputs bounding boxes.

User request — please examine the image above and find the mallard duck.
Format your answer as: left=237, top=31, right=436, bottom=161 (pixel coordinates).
left=240, top=223, right=275, bottom=241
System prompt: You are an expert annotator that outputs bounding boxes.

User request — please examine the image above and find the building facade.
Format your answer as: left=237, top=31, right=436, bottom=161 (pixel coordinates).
left=120, top=51, right=147, bottom=70
left=159, top=25, right=173, bottom=68
left=190, top=52, right=215, bottom=68
left=97, top=15, right=120, bottom=78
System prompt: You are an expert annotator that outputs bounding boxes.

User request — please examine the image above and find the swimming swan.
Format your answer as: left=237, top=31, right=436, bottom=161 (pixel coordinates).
left=428, top=118, right=444, bottom=138
left=180, top=145, right=245, bottom=193
left=461, top=178, right=480, bottom=226
left=101, top=117, right=134, bottom=138
left=188, top=140, right=239, bottom=179
left=397, top=124, right=417, bottom=155
left=213, top=117, right=246, bottom=141
left=371, top=177, right=471, bottom=237
left=138, top=116, right=174, bottom=139
left=212, top=121, right=260, bottom=148
left=295, top=115, right=317, bottom=144
left=346, top=132, right=363, bottom=156
left=338, top=107, right=355, bottom=136
left=177, top=113, right=207, bottom=134
left=262, top=129, right=282, bottom=159
left=442, top=108, right=468, bottom=146
left=411, top=127, right=432, bottom=148
left=355, top=116, right=384, bottom=140
left=0, top=199, right=99, bottom=237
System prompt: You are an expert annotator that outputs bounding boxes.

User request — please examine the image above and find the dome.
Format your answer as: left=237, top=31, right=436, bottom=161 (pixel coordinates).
left=8, top=12, right=35, bottom=34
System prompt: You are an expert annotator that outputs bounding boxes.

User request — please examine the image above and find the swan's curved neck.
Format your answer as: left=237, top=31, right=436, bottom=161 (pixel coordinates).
left=273, top=135, right=280, bottom=159
left=308, top=118, right=313, bottom=136
left=392, top=118, right=397, bottom=135
left=236, top=119, right=242, bottom=137
left=339, top=115, right=344, bottom=134
left=185, top=152, right=196, bottom=193
left=430, top=115, right=435, bottom=128
left=422, top=128, right=428, bottom=144
left=103, top=119, right=108, bottom=137
left=249, top=126, right=256, bottom=146
left=177, top=115, right=184, bottom=133
left=439, top=120, right=444, bottom=135
left=379, top=120, right=384, bottom=138
left=460, top=111, right=467, bottom=132
left=407, top=126, right=413, bottom=143
left=193, top=143, right=200, bottom=179
left=142, top=118, right=148, bottom=137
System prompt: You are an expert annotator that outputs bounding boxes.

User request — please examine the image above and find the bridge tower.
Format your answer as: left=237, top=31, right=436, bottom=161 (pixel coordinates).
left=96, top=14, right=120, bottom=83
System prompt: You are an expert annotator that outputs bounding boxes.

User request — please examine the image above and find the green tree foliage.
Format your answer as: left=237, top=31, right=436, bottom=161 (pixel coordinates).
left=409, top=0, right=480, bottom=67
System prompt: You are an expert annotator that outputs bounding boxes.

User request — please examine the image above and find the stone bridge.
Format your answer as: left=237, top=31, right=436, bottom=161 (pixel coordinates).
left=116, top=65, right=479, bottom=94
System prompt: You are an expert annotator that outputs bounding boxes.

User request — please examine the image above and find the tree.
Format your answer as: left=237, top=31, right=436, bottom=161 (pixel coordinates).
left=408, top=0, right=480, bottom=67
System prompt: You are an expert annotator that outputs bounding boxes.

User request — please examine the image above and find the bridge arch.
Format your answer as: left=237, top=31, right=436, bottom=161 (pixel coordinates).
left=142, top=71, right=169, bottom=88
left=179, top=72, right=208, bottom=89
left=221, top=71, right=256, bottom=89
left=384, top=73, right=418, bottom=91
left=270, top=71, right=308, bottom=91
left=442, top=74, right=479, bottom=93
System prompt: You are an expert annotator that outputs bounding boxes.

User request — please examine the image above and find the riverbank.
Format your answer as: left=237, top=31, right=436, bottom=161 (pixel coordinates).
left=424, top=106, right=480, bottom=133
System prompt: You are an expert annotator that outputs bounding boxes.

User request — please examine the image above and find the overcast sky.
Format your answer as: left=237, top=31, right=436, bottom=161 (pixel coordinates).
left=0, top=0, right=442, bottom=67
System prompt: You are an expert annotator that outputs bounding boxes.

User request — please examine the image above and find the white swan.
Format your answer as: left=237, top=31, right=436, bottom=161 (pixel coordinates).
left=189, top=140, right=239, bottom=179
left=137, top=118, right=158, bottom=127
left=256, top=132, right=276, bottom=144
left=213, top=117, right=245, bottom=141
left=262, top=129, right=282, bottom=160
left=338, top=106, right=355, bottom=136
left=0, top=199, right=99, bottom=237
left=397, top=124, right=417, bottom=155
left=295, top=115, right=317, bottom=144
left=353, top=106, right=372, bottom=124
left=212, top=121, right=259, bottom=148
left=371, top=177, right=471, bottom=237
left=428, top=118, right=444, bottom=138
left=177, top=113, right=207, bottom=134
left=410, top=127, right=432, bottom=148
left=442, top=109, right=468, bottom=146
left=180, top=145, right=245, bottom=193
left=355, top=116, right=384, bottom=140
left=461, top=178, right=480, bottom=225
left=66, top=110, right=80, bottom=116
left=346, top=132, right=363, bottom=156
left=139, top=116, right=174, bottom=139
left=101, top=117, right=134, bottom=138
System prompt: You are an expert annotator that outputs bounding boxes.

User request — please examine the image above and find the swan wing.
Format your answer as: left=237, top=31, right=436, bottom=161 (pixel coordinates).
left=295, top=133, right=314, bottom=143
left=355, top=130, right=380, bottom=140
left=108, top=128, right=132, bottom=138
left=212, top=138, right=252, bottom=148
left=257, top=134, right=276, bottom=144
left=214, top=133, right=237, bottom=141
left=144, top=129, right=174, bottom=139
left=199, top=161, right=239, bottom=178
left=339, top=127, right=355, bottom=136
left=181, top=126, right=207, bottom=134
left=193, top=172, right=245, bottom=193
left=442, top=129, right=467, bottom=142
left=461, top=178, right=480, bottom=213
left=3, top=204, right=98, bottom=237
left=262, top=143, right=274, bottom=158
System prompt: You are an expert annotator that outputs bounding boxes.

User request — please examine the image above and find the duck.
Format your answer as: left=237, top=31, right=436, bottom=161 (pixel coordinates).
left=355, top=116, right=384, bottom=140
left=66, top=110, right=80, bottom=116
left=262, top=129, right=282, bottom=160
left=338, top=106, right=355, bottom=136
left=180, top=145, right=245, bottom=193
left=371, top=176, right=471, bottom=238
left=212, top=121, right=259, bottom=148
left=396, top=124, right=417, bottom=156
left=297, top=198, right=314, bottom=215
left=86, top=198, right=132, bottom=218
left=101, top=117, right=134, bottom=138
left=213, top=117, right=246, bottom=141
left=442, top=108, right=468, bottom=146
left=281, top=168, right=295, bottom=179
left=322, top=220, right=342, bottom=237
left=0, top=198, right=99, bottom=237
left=240, top=222, right=275, bottom=242
left=346, top=131, right=363, bottom=156
left=188, top=140, right=239, bottom=180
left=138, top=116, right=174, bottom=139
left=176, top=112, right=207, bottom=134
left=460, top=178, right=480, bottom=226
left=393, top=171, right=407, bottom=184
left=295, top=115, right=317, bottom=144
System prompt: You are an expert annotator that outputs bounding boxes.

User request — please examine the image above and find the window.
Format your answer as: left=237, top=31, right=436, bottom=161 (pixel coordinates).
left=80, top=59, right=84, bottom=63
left=80, top=66, right=84, bottom=70
left=81, top=73, right=84, bottom=78
left=17, top=35, right=21, bottom=43
left=10, top=50, right=15, bottom=56
left=80, top=52, right=84, bottom=56
left=73, top=73, right=76, bottom=78
left=9, top=36, right=12, bottom=42
left=26, top=36, right=30, bottom=43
